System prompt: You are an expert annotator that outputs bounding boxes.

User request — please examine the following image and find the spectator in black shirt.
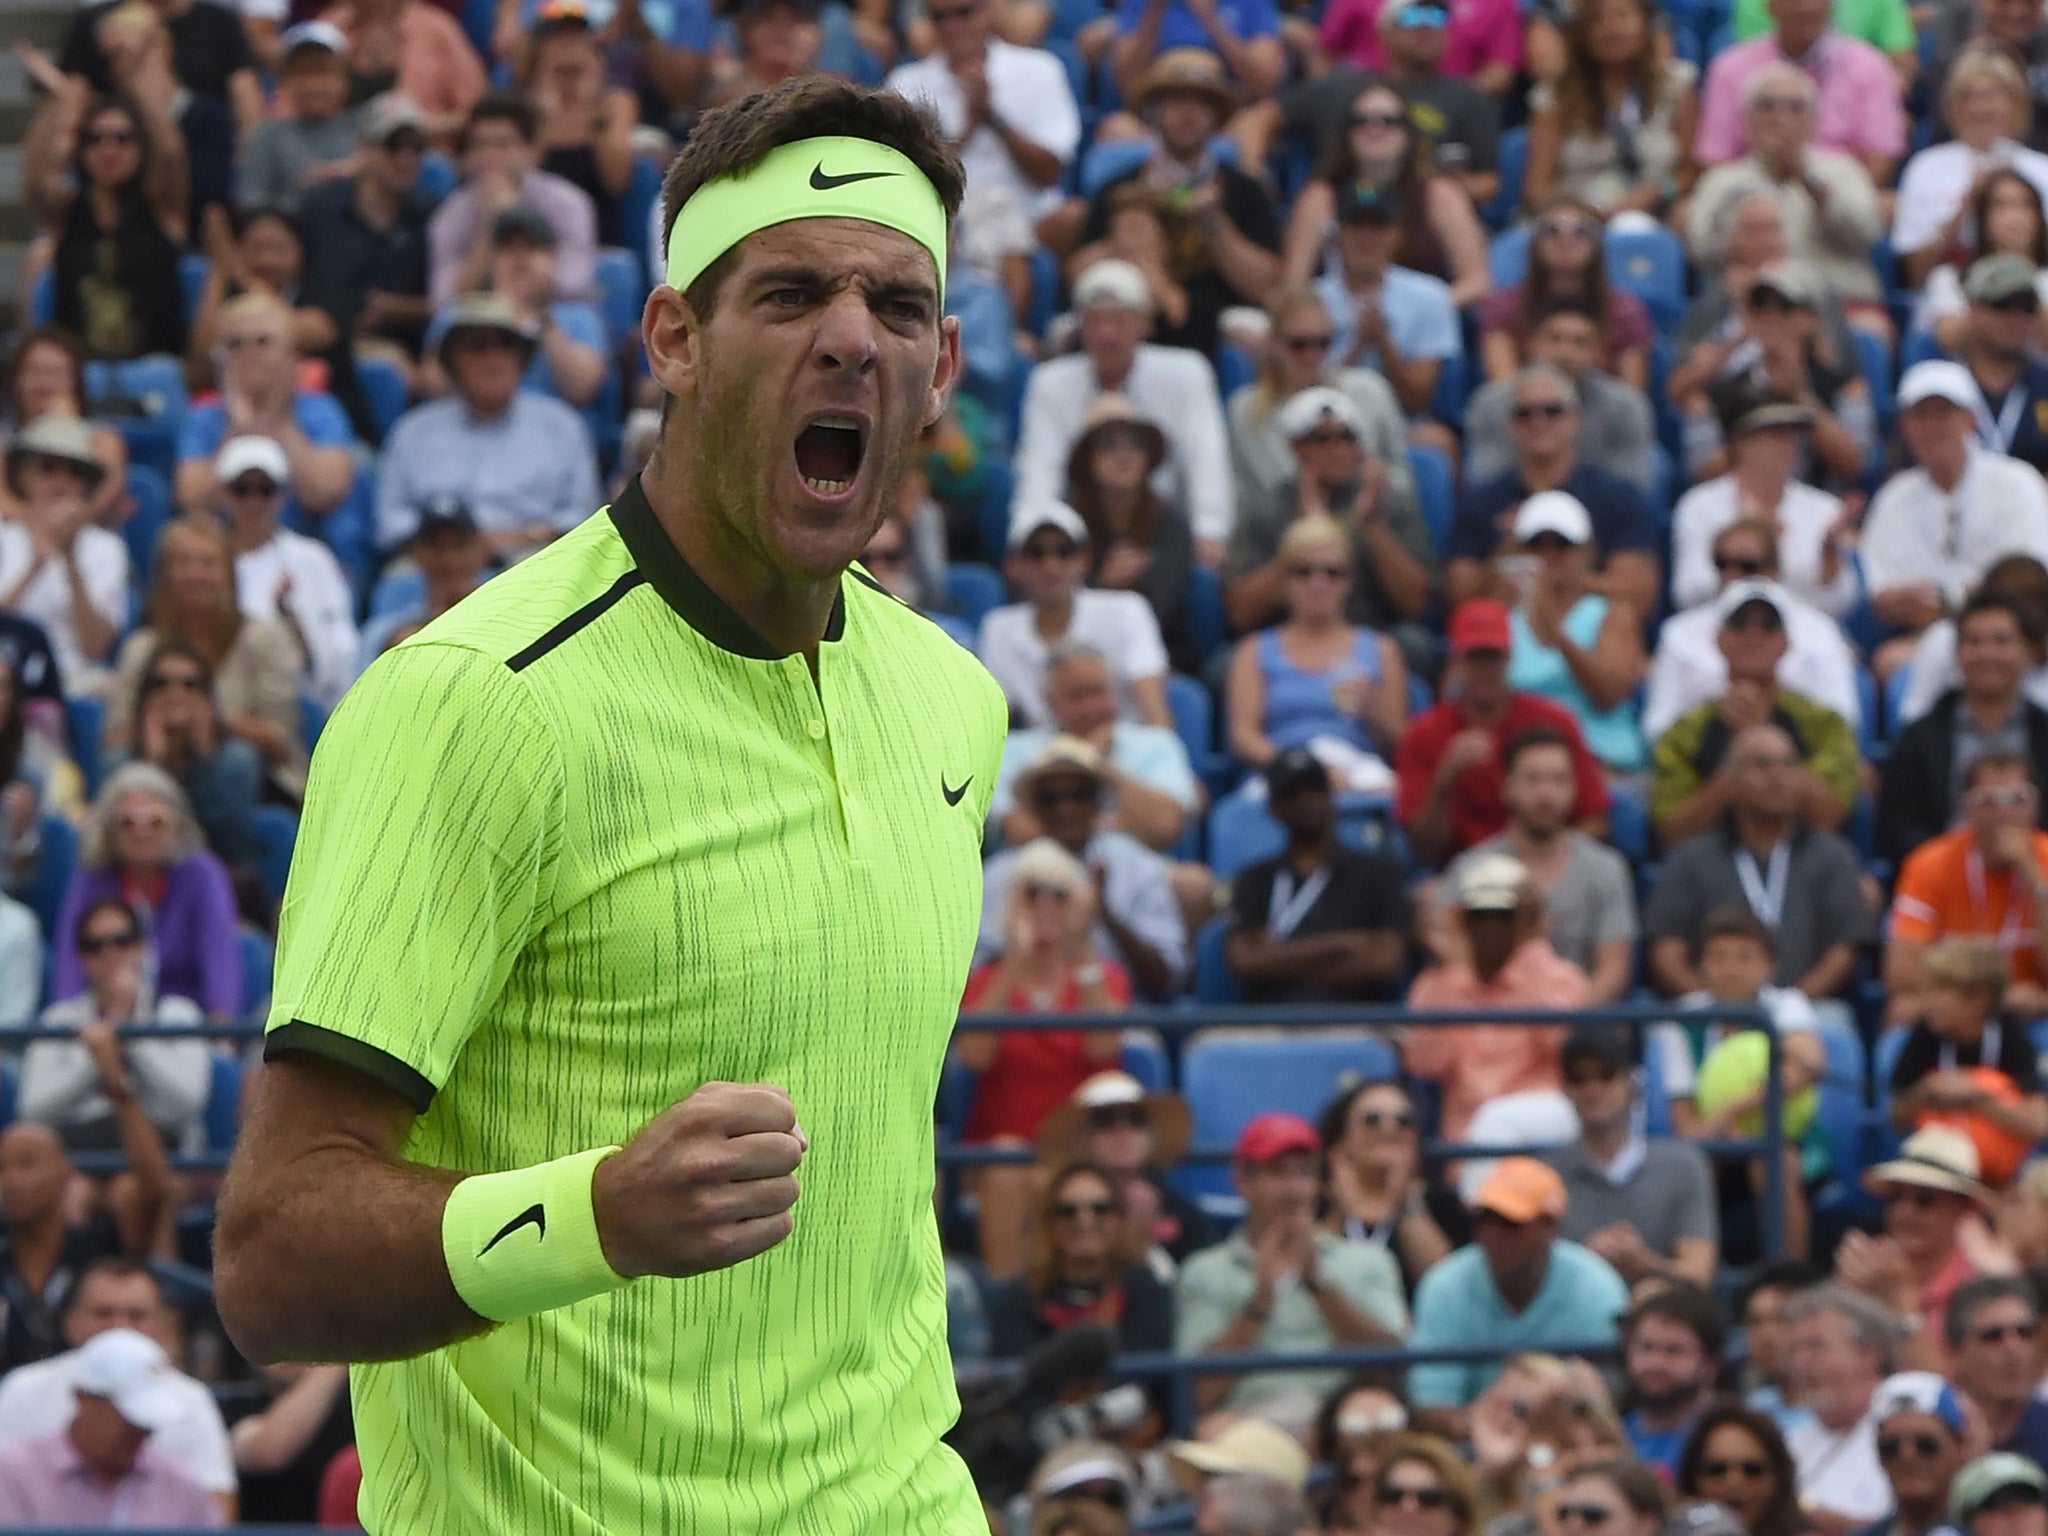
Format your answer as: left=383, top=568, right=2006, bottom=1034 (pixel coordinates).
left=523, top=6, right=636, bottom=249
left=1888, top=937, right=2048, bottom=1158
left=297, top=95, right=435, bottom=392
left=1071, top=49, right=1282, bottom=359
left=1953, top=255, right=2048, bottom=476
left=1314, top=1077, right=1468, bottom=1298
left=57, top=0, right=260, bottom=135
left=228, top=1362, right=353, bottom=1523
left=1880, top=593, right=2048, bottom=864
left=1036, top=1069, right=1218, bottom=1271
left=1225, top=746, right=1411, bottom=1003
left=0, top=1103, right=169, bottom=1374
left=983, top=1160, right=1175, bottom=1362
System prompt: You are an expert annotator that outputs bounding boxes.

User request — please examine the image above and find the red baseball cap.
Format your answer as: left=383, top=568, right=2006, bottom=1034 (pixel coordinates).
left=1448, top=599, right=1512, bottom=655
left=1234, top=1112, right=1322, bottom=1164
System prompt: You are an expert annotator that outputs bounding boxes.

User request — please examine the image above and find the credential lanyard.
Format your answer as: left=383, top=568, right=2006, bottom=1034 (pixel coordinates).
left=1736, top=842, right=1792, bottom=929
left=1269, top=866, right=1332, bottom=940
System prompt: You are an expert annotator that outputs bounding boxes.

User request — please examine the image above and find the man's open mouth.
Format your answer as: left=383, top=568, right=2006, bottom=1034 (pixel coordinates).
left=794, top=415, right=867, bottom=498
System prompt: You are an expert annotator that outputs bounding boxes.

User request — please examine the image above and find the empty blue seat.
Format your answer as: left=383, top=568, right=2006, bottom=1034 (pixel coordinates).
left=252, top=804, right=298, bottom=909
left=357, top=355, right=409, bottom=444
left=1604, top=226, right=1686, bottom=332
left=593, top=247, right=649, bottom=356
left=122, top=464, right=173, bottom=588
left=945, top=562, right=1006, bottom=628
left=1483, top=126, right=1528, bottom=231
left=1408, top=443, right=1455, bottom=557
left=65, top=697, right=104, bottom=800
left=1166, top=672, right=1214, bottom=766
left=1178, top=1033, right=1399, bottom=1197
left=1488, top=225, right=1532, bottom=290
left=1207, top=790, right=1286, bottom=880
left=1187, top=564, right=1224, bottom=668
left=1121, top=1033, right=1171, bottom=1090
left=1193, top=915, right=1243, bottom=1006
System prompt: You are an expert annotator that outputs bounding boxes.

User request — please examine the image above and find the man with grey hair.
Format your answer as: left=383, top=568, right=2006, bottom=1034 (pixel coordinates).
left=1447, top=363, right=1661, bottom=620
left=1197, top=1474, right=1311, bottom=1536
left=1464, top=298, right=1657, bottom=493
left=1687, top=63, right=1883, bottom=310
left=1672, top=191, right=1861, bottom=383
left=1784, top=1284, right=1899, bottom=1532
left=1014, top=258, right=1236, bottom=562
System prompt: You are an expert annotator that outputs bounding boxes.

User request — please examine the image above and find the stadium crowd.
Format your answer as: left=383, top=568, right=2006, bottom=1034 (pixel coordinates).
left=29, top=0, right=2048, bottom=1524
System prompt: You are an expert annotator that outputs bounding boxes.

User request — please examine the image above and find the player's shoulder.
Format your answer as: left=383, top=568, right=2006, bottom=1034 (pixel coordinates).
left=846, top=569, right=1005, bottom=713
left=400, top=510, right=631, bottom=668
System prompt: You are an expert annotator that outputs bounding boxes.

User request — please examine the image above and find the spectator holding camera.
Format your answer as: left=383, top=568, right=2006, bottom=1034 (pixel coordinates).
left=116, top=640, right=260, bottom=872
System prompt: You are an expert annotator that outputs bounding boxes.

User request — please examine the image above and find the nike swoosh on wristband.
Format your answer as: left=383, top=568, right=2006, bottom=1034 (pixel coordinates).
left=479, top=1202, right=546, bottom=1257
left=943, top=777, right=972, bottom=806
left=810, top=164, right=900, bottom=191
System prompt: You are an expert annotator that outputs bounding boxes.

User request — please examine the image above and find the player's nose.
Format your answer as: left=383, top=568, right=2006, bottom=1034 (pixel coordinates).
left=810, top=291, right=880, bottom=376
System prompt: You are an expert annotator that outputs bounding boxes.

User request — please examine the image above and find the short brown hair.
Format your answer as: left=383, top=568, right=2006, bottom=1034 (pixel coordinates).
left=657, top=76, right=964, bottom=318
left=1925, top=936, right=2008, bottom=1002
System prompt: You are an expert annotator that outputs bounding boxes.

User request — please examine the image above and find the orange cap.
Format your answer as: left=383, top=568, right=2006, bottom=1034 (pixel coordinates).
left=1471, top=1157, right=1567, bottom=1223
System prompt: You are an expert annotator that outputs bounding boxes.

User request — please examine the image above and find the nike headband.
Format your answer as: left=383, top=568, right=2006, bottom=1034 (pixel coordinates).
left=664, top=134, right=949, bottom=302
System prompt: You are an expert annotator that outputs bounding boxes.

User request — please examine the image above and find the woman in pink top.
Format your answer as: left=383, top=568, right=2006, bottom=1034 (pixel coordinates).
left=321, top=0, right=489, bottom=136
left=1402, top=852, right=1590, bottom=1143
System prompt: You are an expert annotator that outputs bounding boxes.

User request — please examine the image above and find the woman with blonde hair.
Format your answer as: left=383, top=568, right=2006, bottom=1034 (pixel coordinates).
left=52, top=761, right=241, bottom=1019
left=105, top=516, right=306, bottom=799
left=1225, top=285, right=1415, bottom=522
left=1894, top=47, right=2048, bottom=285
left=1224, top=515, right=1407, bottom=772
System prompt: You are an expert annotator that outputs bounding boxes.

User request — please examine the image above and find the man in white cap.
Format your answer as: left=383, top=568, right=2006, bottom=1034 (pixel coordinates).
left=236, top=21, right=360, bottom=212
left=216, top=435, right=361, bottom=709
left=1014, top=258, right=1236, bottom=562
left=1649, top=583, right=1860, bottom=847
left=980, top=503, right=1172, bottom=730
left=1223, top=384, right=1436, bottom=642
left=1864, top=360, right=2048, bottom=654
left=0, top=1327, right=221, bottom=1526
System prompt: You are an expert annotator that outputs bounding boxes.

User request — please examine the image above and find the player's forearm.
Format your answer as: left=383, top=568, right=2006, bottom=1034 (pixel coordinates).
left=216, top=1138, right=486, bottom=1364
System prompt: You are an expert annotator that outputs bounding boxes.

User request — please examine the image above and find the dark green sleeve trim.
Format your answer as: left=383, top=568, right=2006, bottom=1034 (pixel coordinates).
left=264, top=1021, right=438, bottom=1115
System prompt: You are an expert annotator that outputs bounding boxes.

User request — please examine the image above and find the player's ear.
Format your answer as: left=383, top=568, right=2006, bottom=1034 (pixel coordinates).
left=923, top=315, right=962, bottom=430
left=642, top=285, right=703, bottom=403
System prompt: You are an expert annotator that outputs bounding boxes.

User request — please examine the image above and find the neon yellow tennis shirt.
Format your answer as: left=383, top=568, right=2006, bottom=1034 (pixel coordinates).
left=263, top=478, right=1007, bottom=1535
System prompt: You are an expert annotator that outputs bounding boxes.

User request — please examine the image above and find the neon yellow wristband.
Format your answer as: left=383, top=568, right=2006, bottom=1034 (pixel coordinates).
left=441, top=1146, right=629, bottom=1323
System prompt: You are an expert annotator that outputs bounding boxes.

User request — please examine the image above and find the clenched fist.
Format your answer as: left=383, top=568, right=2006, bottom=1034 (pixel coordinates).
left=592, top=1082, right=807, bottom=1280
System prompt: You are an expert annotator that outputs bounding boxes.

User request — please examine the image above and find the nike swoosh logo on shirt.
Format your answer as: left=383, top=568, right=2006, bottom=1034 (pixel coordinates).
left=810, top=164, right=899, bottom=191
left=943, top=777, right=972, bottom=806
left=479, top=1202, right=546, bottom=1257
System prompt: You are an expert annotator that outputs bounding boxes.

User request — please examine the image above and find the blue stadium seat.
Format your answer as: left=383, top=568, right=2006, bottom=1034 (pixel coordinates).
left=1192, top=916, right=1243, bottom=1006
left=1488, top=225, right=1532, bottom=290
left=204, top=1050, right=244, bottom=1154
left=1187, top=564, right=1224, bottom=668
left=122, top=464, right=173, bottom=588
left=1079, top=140, right=1150, bottom=198
left=1428, top=351, right=1468, bottom=426
left=299, top=690, right=330, bottom=755
left=1813, top=1009, right=1866, bottom=1093
left=1207, top=790, right=1286, bottom=880
left=944, top=562, right=1006, bottom=628
left=1604, top=226, right=1687, bottom=332
left=1045, top=37, right=1091, bottom=119
left=619, top=156, right=664, bottom=288
left=1028, top=246, right=1063, bottom=340
left=419, top=152, right=459, bottom=203
left=1813, top=1080, right=1880, bottom=1222
left=1900, top=329, right=1948, bottom=370
left=0, top=1060, right=16, bottom=1126
left=237, top=927, right=273, bottom=1022
left=1121, top=1033, right=1171, bottom=1090
left=1178, top=1033, right=1399, bottom=1198
left=1408, top=443, right=1455, bottom=557
left=1852, top=327, right=1895, bottom=439
left=65, top=696, right=104, bottom=800
left=1049, top=0, right=1104, bottom=42
left=1857, top=668, right=1884, bottom=762
left=978, top=457, right=1015, bottom=566
left=1482, top=127, right=1528, bottom=231
left=356, top=355, right=409, bottom=444
left=1874, top=1024, right=1908, bottom=1099
left=593, top=247, right=649, bottom=356
left=25, top=815, right=77, bottom=987
left=253, top=804, right=298, bottom=909
left=1166, top=672, right=1213, bottom=763
left=369, top=565, right=427, bottom=623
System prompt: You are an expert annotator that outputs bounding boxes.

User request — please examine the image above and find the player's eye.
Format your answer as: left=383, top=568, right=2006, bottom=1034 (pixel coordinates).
left=763, top=287, right=810, bottom=309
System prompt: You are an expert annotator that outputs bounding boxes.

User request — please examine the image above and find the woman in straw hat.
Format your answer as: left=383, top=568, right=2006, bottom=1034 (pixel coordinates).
left=1036, top=1068, right=1212, bottom=1273
left=1844, top=1125, right=2011, bottom=1353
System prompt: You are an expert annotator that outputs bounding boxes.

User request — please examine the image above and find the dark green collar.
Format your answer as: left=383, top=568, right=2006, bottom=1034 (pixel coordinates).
left=608, top=475, right=846, bottom=659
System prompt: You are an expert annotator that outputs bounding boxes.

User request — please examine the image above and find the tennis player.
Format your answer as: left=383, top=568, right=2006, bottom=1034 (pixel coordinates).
left=214, top=78, right=1006, bottom=1534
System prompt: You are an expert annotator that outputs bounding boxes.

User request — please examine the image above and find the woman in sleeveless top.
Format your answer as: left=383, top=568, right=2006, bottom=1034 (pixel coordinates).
left=1523, top=0, right=1696, bottom=220
left=1225, top=514, right=1407, bottom=768
left=526, top=11, right=637, bottom=249
left=30, top=93, right=189, bottom=363
left=1504, top=491, right=1647, bottom=773
left=1278, top=78, right=1489, bottom=306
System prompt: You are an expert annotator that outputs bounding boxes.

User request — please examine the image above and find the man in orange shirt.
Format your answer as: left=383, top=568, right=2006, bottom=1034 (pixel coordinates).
left=1888, top=749, right=2048, bottom=1022
left=1404, top=852, right=1591, bottom=1144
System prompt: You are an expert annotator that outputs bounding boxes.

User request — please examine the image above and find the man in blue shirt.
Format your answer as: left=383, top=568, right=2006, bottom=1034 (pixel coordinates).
left=1947, top=1276, right=2048, bottom=1471
left=1406, top=1156, right=1629, bottom=1414
left=1620, top=1282, right=1724, bottom=1478
left=1314, top=179, right=1460, bottom=423
left=1109, top=0, right=1284, bottom=102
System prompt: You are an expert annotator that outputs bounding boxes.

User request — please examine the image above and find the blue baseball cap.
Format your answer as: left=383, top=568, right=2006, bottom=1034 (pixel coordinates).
left=1874, top=1372, right=1968, bottom=1437
left=1391, top=3, right=1449, bottom=25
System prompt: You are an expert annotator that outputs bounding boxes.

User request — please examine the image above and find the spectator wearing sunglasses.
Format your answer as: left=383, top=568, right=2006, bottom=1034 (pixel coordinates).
left=1466, top=297, right=1657, bottom=496
left=983, top=1160, right=1174, bottom=1369
left=1844, top=1131, right=1996, bottom=1366
left=1675, top=1403, right=1809, bottom=1536
left=1344, top=1437, right=1477, bottom=1536
left=51, top=765, right=240, bottom=1022
left=1036, top=1070, right=1216, bottom=1271
left=1480, top=202, right=1652, bottom=391
left=1881, top=595, right=2048, bottom=865
left=1688, top=65, right=1886, bottom=321
left=1946, top=1278, right=2048, bottom=1465
left=1890, top=751, right=2048, bottom=1021
left=1556, top=1458, right=1670, bottom=1536
left=0, top=415, right=128, bottom=693
left=1175, top=1111, right=1409, bottom=1412
left=1954, top=1454, right=2048, bottom=1536
left=1862, top=1373, right=1972, bottom=1536
left=213, top=437, right=359, bottom=712
left=20, top=895, right=208, bottom=1159
left=116, top=640, right=260, bottom=873
left=1315, top=1079, right=1469, bottom=1297
left=1648, top=587, right=1861, bottom=849
left=1949, top=257, right=2048, bottom=480
left=1671, top=390, right=1858, bottom=620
